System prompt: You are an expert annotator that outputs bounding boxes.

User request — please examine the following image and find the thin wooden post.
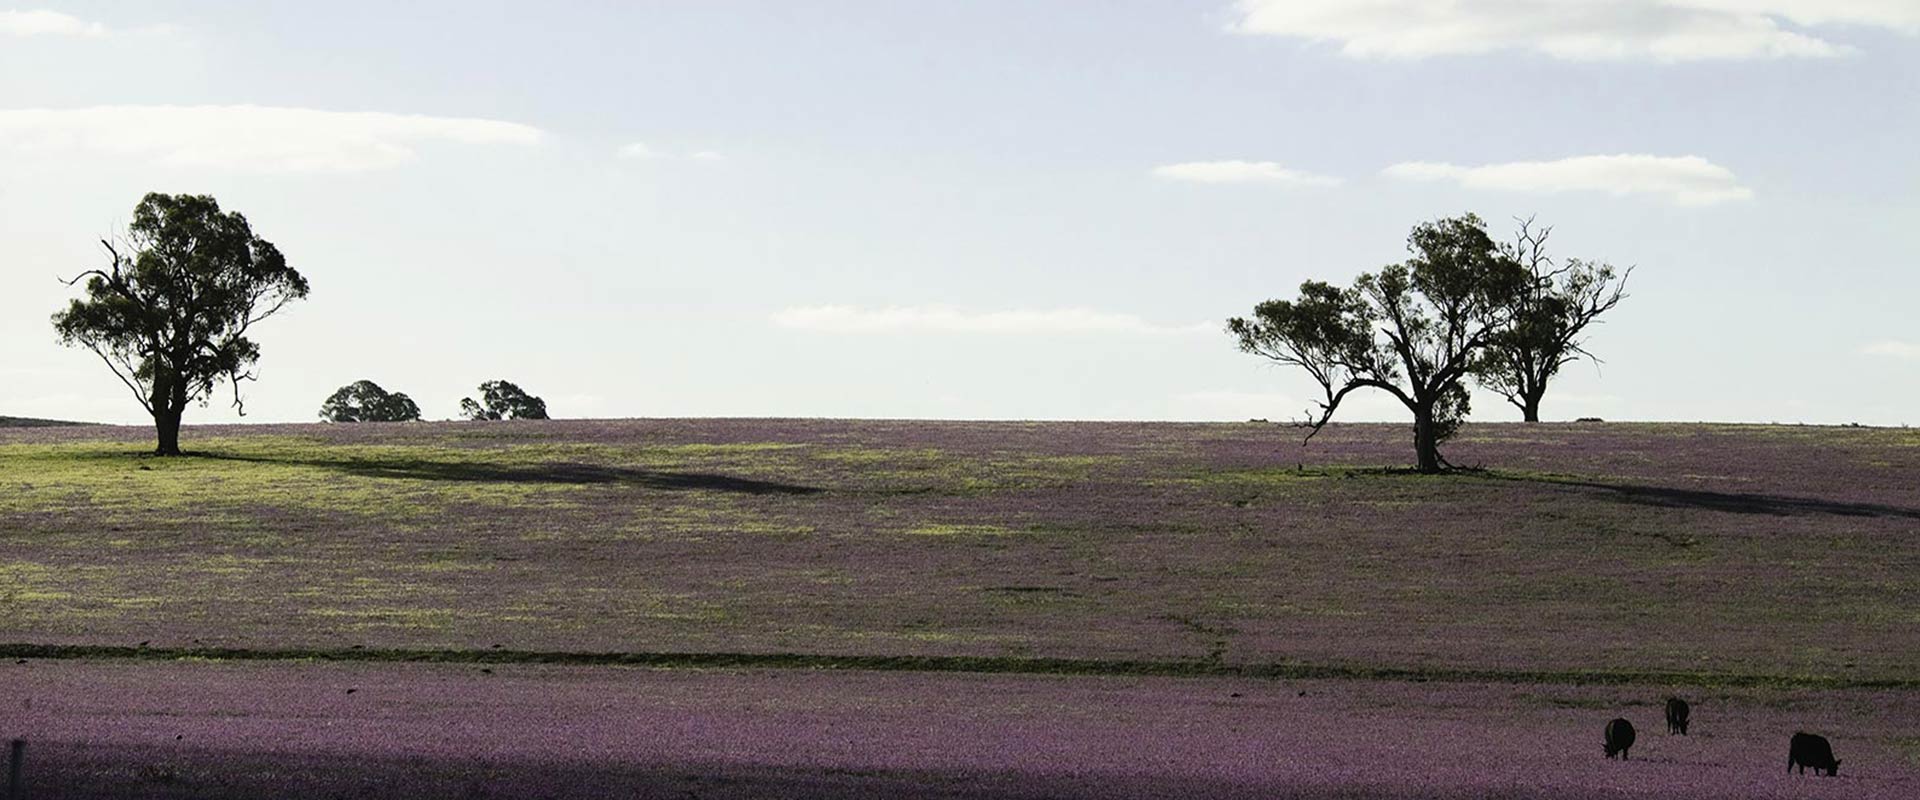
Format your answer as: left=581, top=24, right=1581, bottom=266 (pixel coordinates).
left=5, top=739, right=22, bottom=800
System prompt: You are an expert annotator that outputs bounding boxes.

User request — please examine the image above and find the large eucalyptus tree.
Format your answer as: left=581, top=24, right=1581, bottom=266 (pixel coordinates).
left=1228, top=214, right=1528, bottom=472
left=53, top=193, right=308, bottom=455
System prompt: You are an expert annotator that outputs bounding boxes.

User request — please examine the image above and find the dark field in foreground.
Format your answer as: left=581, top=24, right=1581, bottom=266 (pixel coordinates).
left=4, top=661, right=1915, bottom=799
left=2, top=419, right=1917, bottom=683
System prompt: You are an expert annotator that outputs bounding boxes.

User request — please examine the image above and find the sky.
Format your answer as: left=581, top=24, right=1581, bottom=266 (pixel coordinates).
left=1, top=1, right=1916, bottom=426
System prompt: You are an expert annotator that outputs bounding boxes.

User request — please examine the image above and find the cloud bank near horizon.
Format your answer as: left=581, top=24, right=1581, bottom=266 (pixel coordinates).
left=1383, top=154, right=1752, bottom=206
left=1864, top=340, right=1920, bottom=360
left=772, top=306, right=1215, bottom=335
left=0, top=9, right=107, bottom=37
left=617, top=141, right=725, bottom=162
left=1228, top=0, right=1919, bottom=61
left=0, top=105, right=544, bottom=173
left=1152, top=160, right=1341, bottom=187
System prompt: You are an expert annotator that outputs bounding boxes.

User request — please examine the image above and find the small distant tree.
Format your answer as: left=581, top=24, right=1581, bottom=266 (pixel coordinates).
left=1473, top=219, right=1631, bottom=422
left=52, top=193, right=309, bottom=456
left=1227, top=214, right=1528, bottom=473
left=459, top=380, right=548, bottom=421
left=319, top=380, right=422, bottom=422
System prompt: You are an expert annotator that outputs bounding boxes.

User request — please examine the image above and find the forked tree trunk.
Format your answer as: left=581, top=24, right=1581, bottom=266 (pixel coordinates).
left=150, top=368, right=190, bottom=456
left=153, top=407, right=183, bottom=456
left=1508, top=374, right=1546, bottom=422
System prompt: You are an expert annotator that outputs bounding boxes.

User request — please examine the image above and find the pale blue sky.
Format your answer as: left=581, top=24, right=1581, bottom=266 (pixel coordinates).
left=3, top=2, right=1917, bottom=425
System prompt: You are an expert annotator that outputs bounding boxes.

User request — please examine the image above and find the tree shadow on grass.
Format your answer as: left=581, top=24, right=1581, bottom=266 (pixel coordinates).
left=8, top=741, right=1306, bottom=800
left=198, top=453, right=823, bottom=496
left=1481, top=472, right=1920, bottom=520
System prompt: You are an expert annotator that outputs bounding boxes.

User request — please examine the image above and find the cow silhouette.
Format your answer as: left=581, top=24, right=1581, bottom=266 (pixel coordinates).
left=1665, top=697, right=1690, bottom=735
left=1788, top=732, right=1840, bottom=776
left=1604, top=718, right=1636, bottom=760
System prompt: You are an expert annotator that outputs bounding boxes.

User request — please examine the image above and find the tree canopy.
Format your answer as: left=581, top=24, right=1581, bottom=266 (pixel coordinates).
left=1228, top=214, right=1528, bottom=472
left=52, top=193, right=308, bottom=455
left=459, top=380, right=549, bottom=421
left=319, top=380, right=422, bottom=423
left=1472, top=219, right=1630, bottom=422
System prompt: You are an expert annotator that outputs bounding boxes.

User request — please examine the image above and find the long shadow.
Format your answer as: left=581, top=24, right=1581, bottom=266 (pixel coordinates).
left=0, top=741, right=1338, bottom=800
left=1483, top=472, right=1920, bottom=520
left=23, top=734, right=1913, bottom=799
left=12, top=643, right=1908, bottom=690
left=199, top=453, right=822, bottom=496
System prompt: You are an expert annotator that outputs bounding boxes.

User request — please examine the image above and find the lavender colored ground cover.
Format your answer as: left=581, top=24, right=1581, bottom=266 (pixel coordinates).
left=2, top=419, right=1917, bottom=683
left=3, top=660, right=1915, bottom=799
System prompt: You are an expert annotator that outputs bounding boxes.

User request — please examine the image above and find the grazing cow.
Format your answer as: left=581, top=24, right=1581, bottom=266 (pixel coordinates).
left=1604, top=718, right=1636, bottom=760
left=1788, top=732, right=1841, bottom=776
left=1666, top=697, right=1690, bottom=736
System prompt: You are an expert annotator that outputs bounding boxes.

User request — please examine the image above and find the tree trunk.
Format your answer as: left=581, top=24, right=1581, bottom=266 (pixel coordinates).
left=1412, top=406, right=1442, bottom=473
left=153, top=407, right=183, bottom=456
left=1521, top=392, right=1542, bottom=423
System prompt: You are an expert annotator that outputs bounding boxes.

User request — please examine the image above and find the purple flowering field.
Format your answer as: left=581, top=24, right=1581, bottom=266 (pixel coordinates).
left=4, top=661, right=1915, bottom=799
left=1, top=418, right=1916, bottom=796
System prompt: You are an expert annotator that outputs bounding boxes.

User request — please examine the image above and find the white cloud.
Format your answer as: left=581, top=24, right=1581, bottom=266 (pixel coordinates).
left=1382, top=154, right=1752, bottom=206
left=1864, top=341, right=1920, bottom=359
left=1173, top=390, right=1301, bottom=421
left=1152, top=160, right=1341, bottom=187
left=0, top=9, right=106, bottom=36
left=0, top=9, right=178, bottom=37
left=771, top=306, right=1214, bottom=335
left=617, top=142, right=725, bottom=162
left=0, top=105, right=543, bottom=173
left=616, top=141, right=662, bottom=160
left=1228, top=1, right=1920, bottom=62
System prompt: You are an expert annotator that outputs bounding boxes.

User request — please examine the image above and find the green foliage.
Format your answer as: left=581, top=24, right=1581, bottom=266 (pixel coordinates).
left=1471, top=219, right=1631, bottom=421
left=319, top=380, right=422, bottom=423
left=51, top=193, right=308, bottom=454
left=1227, top=213, right=1527, bottom=471
left=1431, top=380, right=1472, bottom=443
left=460, top=380, right=549, bottom=421
left=1226, top=281, right=1388, bottom=388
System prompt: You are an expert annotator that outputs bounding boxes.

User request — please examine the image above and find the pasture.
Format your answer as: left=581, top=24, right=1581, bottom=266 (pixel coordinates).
left=2, top=419, right=1917, bottom=796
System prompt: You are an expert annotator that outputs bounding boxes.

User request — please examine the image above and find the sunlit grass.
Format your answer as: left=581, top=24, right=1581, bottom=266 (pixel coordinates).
left=0, top=419, right=1915, bottom=684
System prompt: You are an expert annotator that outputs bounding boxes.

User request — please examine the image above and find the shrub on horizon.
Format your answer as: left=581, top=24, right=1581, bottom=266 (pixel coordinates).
left=459, top=380, right=549, bottom=421
left=319, top=380, right=422, bottom=423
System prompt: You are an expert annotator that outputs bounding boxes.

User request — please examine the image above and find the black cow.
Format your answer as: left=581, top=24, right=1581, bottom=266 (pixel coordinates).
left=1665, top=697, right=1690, bottom=736
left=1604, top=718, right=1636, bottom=760
left=1788, top=732, right=1840, bottom=776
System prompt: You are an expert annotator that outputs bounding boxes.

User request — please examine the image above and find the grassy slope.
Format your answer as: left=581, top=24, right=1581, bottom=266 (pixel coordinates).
left=0, top=419, right=1914, bottom=685
left=0, top=415, right=89, bottom=427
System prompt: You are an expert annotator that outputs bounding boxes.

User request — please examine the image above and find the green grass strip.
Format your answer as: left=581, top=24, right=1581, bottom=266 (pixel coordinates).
left=1, top=643, right=1912, bottom=691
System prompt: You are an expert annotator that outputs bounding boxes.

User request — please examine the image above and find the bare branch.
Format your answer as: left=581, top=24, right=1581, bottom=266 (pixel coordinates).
left=227, top=368, right=256, bottom=415
left=85, top=344, right=154, bottom=415
left=58, top=268, right=113, bottom=288
left=1294, top=378, right=1410, bottom=443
